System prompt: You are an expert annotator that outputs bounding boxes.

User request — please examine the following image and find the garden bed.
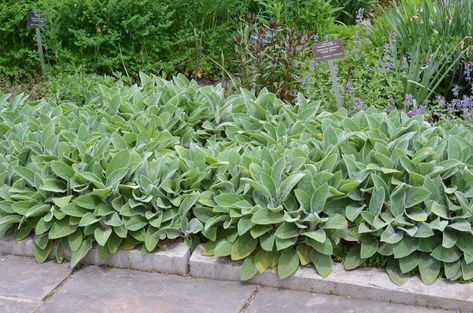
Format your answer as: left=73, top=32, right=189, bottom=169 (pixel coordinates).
left=1, top=75, right=473, bottom=289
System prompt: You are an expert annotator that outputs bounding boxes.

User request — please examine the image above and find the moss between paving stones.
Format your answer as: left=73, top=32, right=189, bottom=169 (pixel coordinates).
left=1, top=73, right=473, bottom=286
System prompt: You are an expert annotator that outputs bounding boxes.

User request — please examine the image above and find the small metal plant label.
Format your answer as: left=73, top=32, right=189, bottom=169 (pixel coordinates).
left=312, top=39, right=345, bottom=108
left=27, top=12, right=46, bottom=29
left=312, top=39, right=345, bottom=63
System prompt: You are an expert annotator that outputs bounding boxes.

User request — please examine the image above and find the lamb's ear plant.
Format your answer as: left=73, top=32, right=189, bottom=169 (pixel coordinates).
left=1, top=74, right=473, bottom=286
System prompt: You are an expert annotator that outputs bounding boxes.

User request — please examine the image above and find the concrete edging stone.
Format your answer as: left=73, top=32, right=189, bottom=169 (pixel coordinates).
left=189, top=245, right=473, bottom=312
left=0, top=237, right=190, bottom=276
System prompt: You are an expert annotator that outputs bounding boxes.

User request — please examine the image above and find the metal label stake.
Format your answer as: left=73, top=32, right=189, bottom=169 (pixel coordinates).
left=27, top=12, right=47, bottom=78
left=312, top=39, right=345, bottom=109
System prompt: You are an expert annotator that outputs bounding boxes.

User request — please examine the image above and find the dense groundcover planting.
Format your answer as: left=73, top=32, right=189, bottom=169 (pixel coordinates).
left=1, top=74, right=473, bottom=285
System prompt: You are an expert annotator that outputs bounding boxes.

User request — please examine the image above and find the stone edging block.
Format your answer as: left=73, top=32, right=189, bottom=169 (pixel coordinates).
left=0, top=237, right=190, bottom=276
left=189, top=245, right=473, bottom=312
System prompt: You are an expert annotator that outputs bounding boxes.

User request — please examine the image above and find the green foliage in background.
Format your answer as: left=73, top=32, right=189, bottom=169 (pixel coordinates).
left=0, top=0, right=42, bottom=77
left=1, top=0, right=384, bottom=81
left=255, top=0, right=338, bottom=34
left=1, top=74, right=473, bottom=285
left=0, top=0, right=253, bottom=79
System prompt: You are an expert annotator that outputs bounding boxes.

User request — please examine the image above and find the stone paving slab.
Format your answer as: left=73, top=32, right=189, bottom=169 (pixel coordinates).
left=36, top=266, right=256, bottom=313
left=0, top=298, right=38, bottom=313
left=247, top=287, right=451, bottom=313
left=0, top=255, right=70, bottom=301
left=190, top=245, right=473, bottom=312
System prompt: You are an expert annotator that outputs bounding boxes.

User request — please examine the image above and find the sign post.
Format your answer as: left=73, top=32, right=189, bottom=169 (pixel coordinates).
left=27, top=12, right=47, bottom=78
left=312, top=39, right=345, bottom=109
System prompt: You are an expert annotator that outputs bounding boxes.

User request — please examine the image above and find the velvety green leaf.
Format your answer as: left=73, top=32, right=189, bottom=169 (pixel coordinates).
left=178, top=192, right=200, bottom=215
left=13, top=166, right=36, bottom=187
left=399, top=253, right=418, bottom=273
left=48, top=219, right=76, bottom=239
left=405, top=186, right=431, bottom=208
left=71, top=239, right=93, bottom=269
left=259, top=233, right=275, bottom=251
left=405, top=207, right=428, bottom=222
left=418, top=254, right=440, bottom=285
left=241, top=178, right=271, bottom=199
left=279, top=173, right=305, bottom=202
left=448, top=220, right=471, bottom=232
left=261, top=172, right=277, bottom=198
left=94, top=227, right=112, bottom=246
left=296, top=245, right=311, bottom=266
left=33, top=240, right=52, bottom=264
left=310, top=183, right=329, bottom=214
left=345, top=204, right=365, bottom=222
left=360, top=238, right=378, bottom=259
left=339, top=180, right=360, bottom=193
left=0, top=215, right=21, bottom=225
left=380, top=225, right=404, bottom=244
left=68, top=230, right=83, bottom=252
left=443, top=260, right=461, bottom=280
left=430, top=246, right=461, bottom=263
left=344, top=249, right=363, bottom=270
left=275, top=222, right=300, bottom=239
left=124, top=215, right=147, bottom=231
left=105, top=168, right=129, bottom=186
left=393, top=237, right=419, bottom=259
left=255, top=249, right=277, bottom=272
left=251, top=208, right=284, bottom=225
left=214, top=239, right=232, bottom=257
left=237, top=217, right=254, bottom=236
left=240, top=257, right=258, bottom=281
left=461, top=260, right=473, bottom=280
left=50, top=161, right=75, bottom=181
left=386, top=260, right=408, bottom=286
left=106, top=150, right=130, bottom=177
left=276, top=237, right=298, bottom=251
left=442, top=229, right=457, bottom=248
left=368, top=188, right=385, bottom=215
left=277, top=247, right=299, bottom=279
left=79, top=212, right=100, bottom=227
left=302, top=229, right=326, bottom=243
left=323, top=214, right=347, bottom=230
left=231, top=234, right=257, bottom=260
left=310, top=250, right=332, bottom=278
left=52, top=196, right=73, bottom=209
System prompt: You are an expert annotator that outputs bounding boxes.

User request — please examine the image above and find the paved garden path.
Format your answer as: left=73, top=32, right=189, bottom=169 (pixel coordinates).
left=0, top=255, right=454, bottom=313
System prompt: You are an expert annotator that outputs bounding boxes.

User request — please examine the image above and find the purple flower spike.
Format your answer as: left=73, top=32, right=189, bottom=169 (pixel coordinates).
left=404, top=94, right=413, bottom=109
left=309, top=61, right=316, bottom=71
left=465, top=63, right=471, bottom=82
left=435, top=95, right=446, bottom=107
left=346, top=81, right=353, bottom=90
left=355, top=8, right=364, bottom=24
left=407, top=106, right=426, bottom=117
left=452, top=85, right=460, bottom=97
left=383, top=44, right=390, bottom=56
left=354, top=97, right=364, bottom=112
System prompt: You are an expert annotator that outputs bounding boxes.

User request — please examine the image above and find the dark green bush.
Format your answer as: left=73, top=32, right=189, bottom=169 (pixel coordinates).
left=0, top=0, right=42, bottom=77
left=0, top=0, right=253, bottom=79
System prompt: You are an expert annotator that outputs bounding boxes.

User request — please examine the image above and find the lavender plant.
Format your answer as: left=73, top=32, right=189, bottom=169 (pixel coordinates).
left=301, top=7, right=471, bottom=118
